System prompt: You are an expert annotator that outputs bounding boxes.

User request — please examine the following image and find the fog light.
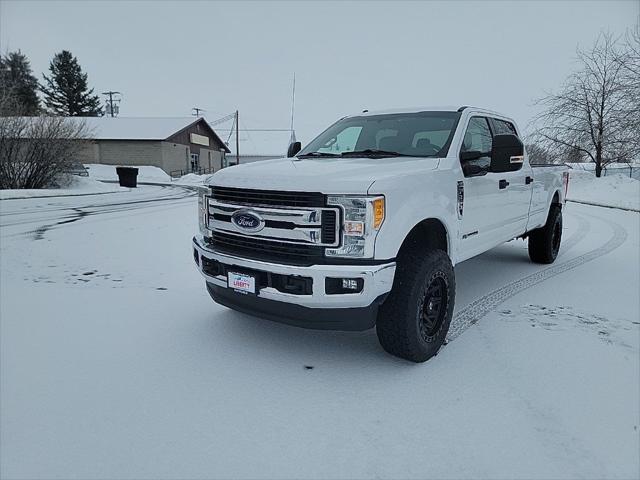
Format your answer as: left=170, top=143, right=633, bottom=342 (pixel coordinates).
left=325, top=277, right=364, bottom=294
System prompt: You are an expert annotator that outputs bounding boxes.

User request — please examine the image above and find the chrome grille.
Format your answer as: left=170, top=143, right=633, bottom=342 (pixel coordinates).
left=207, top=199, right=339, bottom=246
left=205, top=188, right=341, bottom=264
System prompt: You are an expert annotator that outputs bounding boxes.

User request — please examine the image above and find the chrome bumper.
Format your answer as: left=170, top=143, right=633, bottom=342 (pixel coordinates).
left=192, top=235, right=396, bottom=308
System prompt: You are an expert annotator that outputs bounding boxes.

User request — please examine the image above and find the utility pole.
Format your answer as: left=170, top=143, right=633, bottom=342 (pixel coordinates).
left=102, top=91, right=121, bottom=117
left=235, top=110, right=240, bottom=165
left=192, top=107, right=205, bottom=117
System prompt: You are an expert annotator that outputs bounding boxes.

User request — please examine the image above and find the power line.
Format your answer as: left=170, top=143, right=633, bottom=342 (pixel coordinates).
left=216, top=128, right=291, bottom=132
left=209, top=112, right=236, bottom=126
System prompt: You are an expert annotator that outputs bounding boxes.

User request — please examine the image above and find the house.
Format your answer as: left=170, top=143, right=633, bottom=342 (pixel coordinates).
left=73, top=117, right=230, bottom=175
left=215, top=128, right=294, bottom=166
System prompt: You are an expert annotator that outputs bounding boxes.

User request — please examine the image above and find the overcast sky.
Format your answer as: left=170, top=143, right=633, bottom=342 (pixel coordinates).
left=1, top=0, right=638, bottom=143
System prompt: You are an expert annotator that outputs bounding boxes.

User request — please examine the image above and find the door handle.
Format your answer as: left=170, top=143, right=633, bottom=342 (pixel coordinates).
left=525, top=176, right=533, bottom=185
left=499, top=179, right=509, bottom=189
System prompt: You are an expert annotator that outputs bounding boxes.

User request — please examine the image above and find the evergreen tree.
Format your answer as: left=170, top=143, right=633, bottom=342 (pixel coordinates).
left=0, top=51, right=41, bottom=115
left=40, top=50, right=103, bottom=116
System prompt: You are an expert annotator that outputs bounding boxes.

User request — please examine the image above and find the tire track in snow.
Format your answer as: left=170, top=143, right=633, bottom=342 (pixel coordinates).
left=0, top=185, right=194, bottom=228
left=447, top=213, right=627, bottom=342
left=1, top=187, right=195, bottom=239
left=556, top=211, right=591, bottom=258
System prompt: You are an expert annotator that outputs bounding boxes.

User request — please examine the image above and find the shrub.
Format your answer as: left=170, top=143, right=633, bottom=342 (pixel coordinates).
left=0, top=115, right=92, bottom=189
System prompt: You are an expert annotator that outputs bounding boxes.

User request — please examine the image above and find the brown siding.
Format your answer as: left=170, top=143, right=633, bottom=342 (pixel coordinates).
left=165, top=119, right=227, bottom=156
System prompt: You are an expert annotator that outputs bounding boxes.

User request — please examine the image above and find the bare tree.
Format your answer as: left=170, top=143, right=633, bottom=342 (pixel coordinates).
left=525, top=143, right=554, bottom=165
left=0, top=116, right=91, bottom=189
left=617, top=25, right=640, bottom=158
left=531, top=32, right=640, bottom=177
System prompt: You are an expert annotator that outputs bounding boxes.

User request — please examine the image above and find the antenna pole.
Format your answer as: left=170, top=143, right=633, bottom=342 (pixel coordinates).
left=290, top=73, right=296, bottom=134
left=235, top=110, right=240, bottom=165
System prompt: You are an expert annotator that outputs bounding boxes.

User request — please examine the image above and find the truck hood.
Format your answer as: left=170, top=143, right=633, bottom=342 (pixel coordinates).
left=208, top=156, right=440, bottom=194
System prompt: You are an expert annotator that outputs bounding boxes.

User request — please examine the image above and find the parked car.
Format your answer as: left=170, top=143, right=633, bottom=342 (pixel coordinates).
left=192, top=106, right=569, bottom=362
left=65, top=161, right=89, bottom=177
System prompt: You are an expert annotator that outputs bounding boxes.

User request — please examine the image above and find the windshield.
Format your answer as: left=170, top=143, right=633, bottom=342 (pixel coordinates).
left=298, top=111, right=461, bottom=158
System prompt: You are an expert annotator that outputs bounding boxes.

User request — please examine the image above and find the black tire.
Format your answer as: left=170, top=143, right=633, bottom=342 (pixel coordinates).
left=528, top=205, right=562, bottom=264
left=376, top=248, right=455, bottom=363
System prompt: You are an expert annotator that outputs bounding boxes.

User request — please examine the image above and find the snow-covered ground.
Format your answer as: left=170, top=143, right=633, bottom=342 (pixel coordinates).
left=0, top=176, right=126, bottom=200
left=86, top=163, right=212, bottom=186
left=567, top=169, right=640, bottom=211
left=0, top=165, right=212, bottom=201
left=85, top=163, right=173, bottom=183
left=1, top=186, right=638, bottom=479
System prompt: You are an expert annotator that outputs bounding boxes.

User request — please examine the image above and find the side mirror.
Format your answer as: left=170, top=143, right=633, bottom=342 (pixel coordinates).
left=287, top=141, right=302, bottom=158
left=462, top=163, right=485, bottom=176
left=490, top=134, right=524, bottom=173
left=460, top=150, right=482, bottom=162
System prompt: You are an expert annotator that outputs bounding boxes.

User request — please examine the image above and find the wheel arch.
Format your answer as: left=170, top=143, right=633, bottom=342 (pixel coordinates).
left=396, top=218, right=450, bottom=261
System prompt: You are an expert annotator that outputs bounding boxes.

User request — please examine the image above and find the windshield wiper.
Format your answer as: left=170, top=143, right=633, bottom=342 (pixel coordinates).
left=340, top=149, right=414, bottom=158
left=296, top=152, right=340, bottom=158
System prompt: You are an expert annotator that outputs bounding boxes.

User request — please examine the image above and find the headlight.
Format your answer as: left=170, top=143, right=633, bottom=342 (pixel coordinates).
left=325, top=195, right=385, bottom=258
left=197, top=186, right=210, bottom=235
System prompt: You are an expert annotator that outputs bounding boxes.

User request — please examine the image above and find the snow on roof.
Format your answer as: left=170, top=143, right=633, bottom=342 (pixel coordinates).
left=73, top=116, right=205, bottom=140
left=216, top=129, right=293, bottom=157
left=13, top=116, right=218, bottom=141
left=11, top=116, right=230, bottom=152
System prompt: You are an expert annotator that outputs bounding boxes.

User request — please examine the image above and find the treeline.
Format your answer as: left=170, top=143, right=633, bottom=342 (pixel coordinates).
left=0, top=50, right=102, bottom=117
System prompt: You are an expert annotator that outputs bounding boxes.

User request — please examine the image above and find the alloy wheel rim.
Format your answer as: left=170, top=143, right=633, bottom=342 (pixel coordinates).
left=419, top=275, right=447, bottom=341
left=552, top=219, right=561, bottom=255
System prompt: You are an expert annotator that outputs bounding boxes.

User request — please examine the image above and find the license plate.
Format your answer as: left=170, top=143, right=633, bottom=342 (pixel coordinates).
left=228, top=272, right=255, bottom=295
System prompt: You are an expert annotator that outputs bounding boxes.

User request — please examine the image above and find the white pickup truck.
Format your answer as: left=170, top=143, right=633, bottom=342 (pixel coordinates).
left=193, top=106, right=569, bottom=362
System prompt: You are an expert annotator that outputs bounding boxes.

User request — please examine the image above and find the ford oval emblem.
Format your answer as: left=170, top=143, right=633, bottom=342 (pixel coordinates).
left=231, top=210, right=265, bottom=233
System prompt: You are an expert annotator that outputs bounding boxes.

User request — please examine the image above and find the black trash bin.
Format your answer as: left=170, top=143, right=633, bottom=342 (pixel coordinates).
left=115, top=167, right=139, bottom=188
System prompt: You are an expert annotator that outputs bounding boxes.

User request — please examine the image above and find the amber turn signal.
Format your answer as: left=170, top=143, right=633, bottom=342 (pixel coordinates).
left=372, top=197, right=385, bottom=229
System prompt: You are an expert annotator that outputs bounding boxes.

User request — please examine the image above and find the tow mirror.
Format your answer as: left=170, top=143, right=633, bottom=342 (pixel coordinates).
left=460, top=150, right=482, bottom=162
left=490, top=134, right=524, bottom=173
left=287, top=141, right=302, bottom=157
left=462, top=163, right=485, bottom=176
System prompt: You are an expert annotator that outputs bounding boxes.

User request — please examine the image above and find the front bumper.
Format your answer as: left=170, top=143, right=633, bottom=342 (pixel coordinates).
left=192, top=235, right=396, bottom=329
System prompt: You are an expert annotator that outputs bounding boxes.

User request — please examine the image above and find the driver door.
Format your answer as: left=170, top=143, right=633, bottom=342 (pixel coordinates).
left=457, top=116, right=511, bottom=260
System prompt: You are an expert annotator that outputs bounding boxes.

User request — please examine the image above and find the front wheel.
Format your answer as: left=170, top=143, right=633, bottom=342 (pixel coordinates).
left=376, top=249, right=455, bottom=363
left=528, top=205, right=562, bottom=264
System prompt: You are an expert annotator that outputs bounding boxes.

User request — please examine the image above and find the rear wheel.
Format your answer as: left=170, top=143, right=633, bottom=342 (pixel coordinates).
left=528, top=205, right=562, bottom=264
left=376, top=248, right=455, bottom=363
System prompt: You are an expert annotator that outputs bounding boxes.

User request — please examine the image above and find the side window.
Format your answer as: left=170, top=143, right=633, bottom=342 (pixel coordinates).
left=460, top=117, right=492, bottom=174
left=490, top=118, right=517, bottom=136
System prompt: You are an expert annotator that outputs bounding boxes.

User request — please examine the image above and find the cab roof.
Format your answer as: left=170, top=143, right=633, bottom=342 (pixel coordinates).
left=353, top=105, right=505, bottom=117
